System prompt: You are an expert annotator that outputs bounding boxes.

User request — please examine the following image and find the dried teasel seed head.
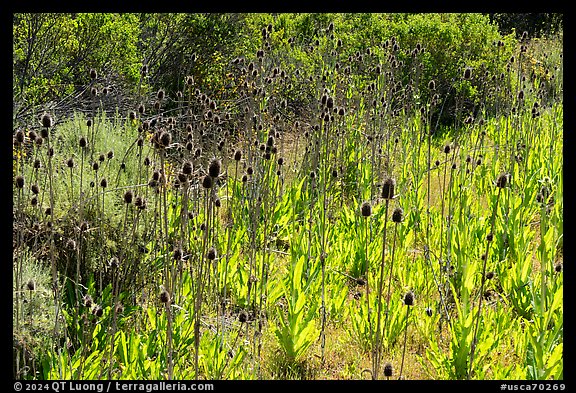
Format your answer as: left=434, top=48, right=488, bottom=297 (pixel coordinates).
left=15, top=175, right=25, bottom=189
left=403, top=290, right=415, bottom=306
left=207, top=247, right=217, bottom=260
left=496, top=173, right=509, bottom=188
left=554, top=262, right=563, bottom=273
left=383, top=362, right=393, bottom=377
left=360, top=201, right=372, bottom=217
left=208, top=158, right=222, bottom=178
left=182, top=161, right=193, bottom=175
left=41, top=113, right=53, bottom=128
left=392, top=207, right=404, bottom=223
left=381, top=177, right=396, bottom=200
left=79, top=137, right=88, bottom=148
left=202, top=175, right=213, bottom=189
left=83, top=294, right=93, bottom=308
left=92, top=305, right=103, bottom=317
left=238, top=310, right=248, bottom=323
left=160, top=289, right=170, bottom=303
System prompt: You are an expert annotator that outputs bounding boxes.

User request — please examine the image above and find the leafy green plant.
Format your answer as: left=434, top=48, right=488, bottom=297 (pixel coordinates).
left=272, top=255, right=319, bottom=363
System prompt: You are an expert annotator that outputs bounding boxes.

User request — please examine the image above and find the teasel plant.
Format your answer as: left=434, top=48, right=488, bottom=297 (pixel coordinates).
left=192, top=157, right=221, bottom=378
left=39, top=112, right=62, bottom=339
left=467, top=172, right=509, bottom=379
left=372, top=176, right=395, bottom=379
left=399, top=290, right=415, bottom=379
left=383, top=206, right=404, bottom=343
left=360, top=201, right=374, bottom=342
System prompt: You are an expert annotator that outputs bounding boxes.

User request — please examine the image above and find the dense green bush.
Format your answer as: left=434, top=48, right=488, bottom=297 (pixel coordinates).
left=13, top=13, right=562, bottom=132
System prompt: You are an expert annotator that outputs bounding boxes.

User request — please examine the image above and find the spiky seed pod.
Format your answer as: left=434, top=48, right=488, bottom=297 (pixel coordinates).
left=555, top=262, right=563, bottom=273
left=202, top=175, right=213, bottom=189
left=496, top=173, right=509, bottom=188
left=31, top=184, right=39, bottom=195
left=65, top=158, right=74, bottom=168
left=66, top=239, right=77, bottom=250
left=15, top=175, right=24, bottom=189
left=159, top=130, right=172, bottom=148
left=100, top=178, right=107, bottom=188
left=238, top=310, right=248, bottom=323
left=107, top=150, right=114, bottom=160
left=208, top=158, right=222, bottom=178
left=428, top=80, right=436, bottom=90
left=403, top=291, right=415, bottom=306
left=135, top=196, right=147, bottom=210
left=98, top=153, right=105, bottom=162
left=383, top=362, right=394, bottom=377
left=30, top=196, right=38, bottom=206
left=41, top=113, right=53, bottom=128
left=33, top=159, right=42, bottom=169
left=89, top=68, right=97, bottom=80
left=157, top=89, right=165, bottom=101
left=182, top=161, right=193, bottom=175
left=486, top=233, right=494, bottom=242
left=83, top=294, right=93, bottom=308
left=173, top=247, right=183, bottom=261
left=246, top=166, right=253, bottom=175
left=80, top=221, right=89, bottom=232
left=15, top=130, right=25, bottom=144
left=92, top=162, right=99, bottom=171
left=392, top=207, right=404, bottom=223
left=444, top=144, right=451, bottom=154
left=79, top=137, right=88, bottom=148
left=93, top=305, right=104, bottom=318
left=277, top=157, right=284, bottom=166
left=109, top=257, right=119, bottom=269
left=91, top=87, right=98, bottom=97
left=381, top=177, right=396, bottom=200
left=207, top=247, right=217, bottom=260
left=463, top=67, right=472, bottom=80
left=26, top=279, right=35, bottom=291
left=266, top=135, right=275, bottom=147
left=234, top=149, right=242, bottom=161
left=241, top=174, right=248, bottom=183
left=425, top=307, right=433, bottom=317
left=361, top=201, right=372, bottom=217
left=160, top=289, right=170, bottom=304
left=485, top=271, right=495, bottom=280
